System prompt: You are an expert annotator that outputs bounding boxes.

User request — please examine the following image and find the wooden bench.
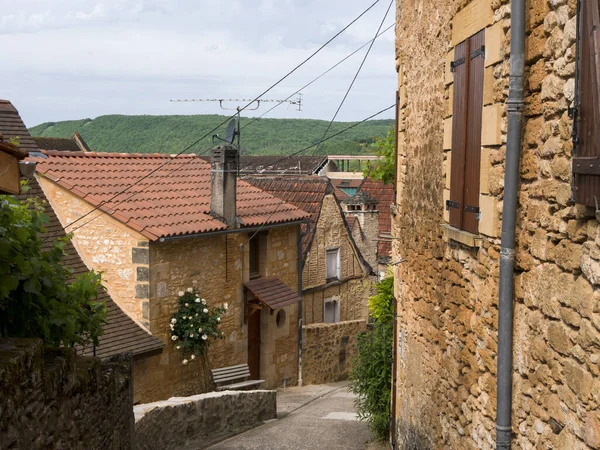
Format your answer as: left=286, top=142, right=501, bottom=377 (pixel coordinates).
left=211, top=364, right=265, bottom=391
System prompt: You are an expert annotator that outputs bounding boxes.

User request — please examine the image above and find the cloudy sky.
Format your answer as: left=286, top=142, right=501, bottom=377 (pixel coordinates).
left=1, top=0, right=397, bottom=128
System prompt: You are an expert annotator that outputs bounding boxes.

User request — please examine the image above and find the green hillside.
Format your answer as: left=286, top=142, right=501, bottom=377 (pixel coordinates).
left=29, top=115, right=394, bottom=156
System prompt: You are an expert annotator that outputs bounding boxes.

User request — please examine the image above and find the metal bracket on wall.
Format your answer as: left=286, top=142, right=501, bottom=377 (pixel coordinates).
left=470, top=45, right=485, bottom=60
left=446, top=200, right=460, bottom=210
left=450, top=57, right=465, bottom=72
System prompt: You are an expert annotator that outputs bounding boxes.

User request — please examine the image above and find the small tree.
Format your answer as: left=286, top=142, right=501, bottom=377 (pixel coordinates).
left=363, top=126, right=396, bottom=184
left=349, top=275, right=394, bottom=441
left=0, top=189, right=106, bottom=348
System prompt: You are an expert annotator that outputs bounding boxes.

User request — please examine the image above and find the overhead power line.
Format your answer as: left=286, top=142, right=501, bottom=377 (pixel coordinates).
left=239, top=103, right=396, bottom=178
left=311, top=0, right=395, bottom=156
left=239, top=22, right=395, bottom=133
left=48, top=103, right=395, bottom=241
left=45, top=0, right=383, bottom=239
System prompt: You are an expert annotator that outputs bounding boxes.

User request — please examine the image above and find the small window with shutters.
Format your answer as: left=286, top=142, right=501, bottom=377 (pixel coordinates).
left=447, top=29, right=485, bottom=234
left=323, top=298, right=341, bottom=323
left=572, top=0, right=600, bottom=206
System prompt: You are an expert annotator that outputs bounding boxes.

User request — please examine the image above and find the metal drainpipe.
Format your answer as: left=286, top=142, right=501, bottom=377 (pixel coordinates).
left=496, top=0, right=525, bottom=448
left=297, top=222, right=310, bottom=387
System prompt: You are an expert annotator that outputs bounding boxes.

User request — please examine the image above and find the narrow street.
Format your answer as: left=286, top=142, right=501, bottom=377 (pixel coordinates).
left=202, top=381, right=382, bottom=450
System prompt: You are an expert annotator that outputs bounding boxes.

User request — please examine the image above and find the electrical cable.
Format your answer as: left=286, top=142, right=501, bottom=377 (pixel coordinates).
left=311, top=0, right=394, bottom=156
left=239, top=22, right=395, bottom=133
left=42, top=1, right=382, bottom=238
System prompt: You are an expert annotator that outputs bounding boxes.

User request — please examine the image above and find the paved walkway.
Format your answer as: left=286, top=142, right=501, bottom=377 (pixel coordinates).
left=205, top=381, right=376, bottom=450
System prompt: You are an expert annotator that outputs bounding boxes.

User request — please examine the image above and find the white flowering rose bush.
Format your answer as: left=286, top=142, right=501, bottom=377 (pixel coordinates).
left=170, top=288, right=227, bottom=363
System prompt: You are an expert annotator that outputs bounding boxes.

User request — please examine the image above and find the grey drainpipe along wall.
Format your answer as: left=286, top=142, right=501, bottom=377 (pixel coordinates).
left=496, top=0, right=525, bottom=448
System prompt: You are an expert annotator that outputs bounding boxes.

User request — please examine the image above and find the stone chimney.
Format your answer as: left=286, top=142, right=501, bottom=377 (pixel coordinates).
left=342, top=190, right=379, bottom=270
left=210, top=144, right=239, bottom=227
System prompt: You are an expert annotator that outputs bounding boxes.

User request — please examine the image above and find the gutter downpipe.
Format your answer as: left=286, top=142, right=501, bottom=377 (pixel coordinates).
left=496, top=0, right=525, bottom=448
left=297, top=221, right=311, bottom=387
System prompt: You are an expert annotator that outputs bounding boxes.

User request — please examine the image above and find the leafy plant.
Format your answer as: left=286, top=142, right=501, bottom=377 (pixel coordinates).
left=0, top=190, right=106, bottom=348
left=349, top=275, right=394, bottom=441
left=363, top=125, right=396, bottom=184
left=169, top=288, right=226, bottom=364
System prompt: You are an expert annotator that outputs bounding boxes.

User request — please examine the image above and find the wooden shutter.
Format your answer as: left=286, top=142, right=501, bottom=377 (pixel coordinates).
left=448, top=30, right=485, bottom=233
left=573, top=0, right=600, bottom=206
left=463, top=30, right=485, bottom=234
left=449, top=40, right=469, bottom=229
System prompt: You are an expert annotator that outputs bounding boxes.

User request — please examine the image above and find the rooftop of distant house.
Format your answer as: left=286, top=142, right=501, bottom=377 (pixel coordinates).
left=31, top=150, right=309, bottom=240
left=201, top=154, right=328, bottom=175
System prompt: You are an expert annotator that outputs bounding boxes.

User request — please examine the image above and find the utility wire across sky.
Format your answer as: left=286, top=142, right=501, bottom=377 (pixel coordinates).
left=42, top=0, right=384, bottom=240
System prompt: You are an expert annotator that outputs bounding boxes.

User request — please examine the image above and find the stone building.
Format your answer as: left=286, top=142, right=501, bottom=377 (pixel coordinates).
left=31, top=146, right=308, bottom=403
left=392, top=0, right=600, bottom=449
left=245, top=175, right=374, bottom=325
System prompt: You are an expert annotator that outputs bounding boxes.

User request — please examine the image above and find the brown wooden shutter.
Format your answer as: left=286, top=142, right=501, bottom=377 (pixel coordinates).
left=573, top=0, right=600, bottom=206
left=463, top=30, right=485, bottom=234
left=449, top=40, right=469, bottom=229
left=449, top=30, right=485, bottom=233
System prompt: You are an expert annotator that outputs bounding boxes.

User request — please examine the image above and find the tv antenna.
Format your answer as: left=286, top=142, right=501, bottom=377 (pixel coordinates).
left=169, top=93, right=303, bottom=111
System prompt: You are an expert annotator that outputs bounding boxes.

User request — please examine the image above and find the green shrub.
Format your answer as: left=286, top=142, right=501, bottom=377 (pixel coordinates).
left=349, top=275, right=394, bottom=441
left=0, top=188, right=106, bottom=348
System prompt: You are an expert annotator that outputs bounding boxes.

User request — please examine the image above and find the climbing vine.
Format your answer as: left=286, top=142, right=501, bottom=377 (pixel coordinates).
left=0, top=187, right=106, bottom=348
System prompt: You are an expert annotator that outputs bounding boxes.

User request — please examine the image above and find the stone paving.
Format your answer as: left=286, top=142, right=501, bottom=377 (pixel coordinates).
left=202, top=381, right=381, bottom=450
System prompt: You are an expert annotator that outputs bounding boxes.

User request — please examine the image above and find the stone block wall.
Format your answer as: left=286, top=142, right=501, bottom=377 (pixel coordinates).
left=38, top=177, right=149, bottom=326
left=393, top=0, right=600, bottom=449
left=302, top=320, right=367, bottom=385
left=134, top=390, right=277, bottom=450
left=138, top=224, right=300, bottom=403
left=302, top=194, right=371, bottom=325
left=0, top=338, right=133, bottom=450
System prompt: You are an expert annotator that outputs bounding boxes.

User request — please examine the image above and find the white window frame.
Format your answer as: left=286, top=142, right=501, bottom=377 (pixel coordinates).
left=323, top=298, right=341, bottom=323
left=326, top=248, right=341, bottom=281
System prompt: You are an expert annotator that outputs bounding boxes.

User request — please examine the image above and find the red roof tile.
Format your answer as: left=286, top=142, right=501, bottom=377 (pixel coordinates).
left=0, top=100, right=39, bottom=155
left=358, top=178, right=395, bottom=258
left=16, top=177, right=164, bottom=360
left=243, top=175, right=329, bottom=255
left=32, top=151, right=308, bottom=240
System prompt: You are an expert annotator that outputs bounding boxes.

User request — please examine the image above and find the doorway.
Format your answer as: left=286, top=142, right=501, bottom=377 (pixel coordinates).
left=247, top=306, right=261, bottom=379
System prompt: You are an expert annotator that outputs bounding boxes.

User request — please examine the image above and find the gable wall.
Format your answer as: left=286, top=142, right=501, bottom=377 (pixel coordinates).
left=393, top=0, right=600, bottom=449
left=37, top=176, right=149, bottom=326
left=301, top=194, right=371, bottom=324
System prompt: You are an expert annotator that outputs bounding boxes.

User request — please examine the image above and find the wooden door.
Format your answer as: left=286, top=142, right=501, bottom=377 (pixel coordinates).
left=247, top=308, right=261, bottom=379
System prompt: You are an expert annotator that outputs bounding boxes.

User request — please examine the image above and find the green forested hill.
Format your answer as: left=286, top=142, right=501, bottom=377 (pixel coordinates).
left=29, top=115, right=393, bottom=155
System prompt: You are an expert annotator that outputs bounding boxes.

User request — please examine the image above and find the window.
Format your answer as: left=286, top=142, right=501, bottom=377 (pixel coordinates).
left=326, top=248, right=340, bottom=281
left=447, top=29, right=485, bottom=234
left=249, top=236, right=260, bottom=279
left=324, top=298, right=341, bottom=323
left=572, top=0, right=600, bottom=206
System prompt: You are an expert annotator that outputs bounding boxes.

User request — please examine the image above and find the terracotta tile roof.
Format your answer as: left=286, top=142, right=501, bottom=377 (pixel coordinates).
left=202, top=155, right=328, bottom=175
left=357, top=178, right=395, bottom=259
left=243, top=175, right=330, bottom=255
left=16, top=177, right=165, bottom=360
left=244, top=277, right=301, bottom=310
left=32, top=151, right=309, bottom=240
left=0, top=100, right=39, bottom=155
left=33, top=136, right=81, bottom=152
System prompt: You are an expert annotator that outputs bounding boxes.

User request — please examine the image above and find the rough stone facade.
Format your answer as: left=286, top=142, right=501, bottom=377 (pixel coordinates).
left=0, top=338, right=133, bottom=450
left=134, top=390, right=277, bottom=450
left=302, top=194, right=372, bottom=325
left=302, top=320, right=367, bottom=385
left=393, top=0, right=600, bottom=449
left=37, top=175, right=301, bottom=403
left=38, top=177, right=150, bottom=326
left=136, top=225, right=300, bottom=403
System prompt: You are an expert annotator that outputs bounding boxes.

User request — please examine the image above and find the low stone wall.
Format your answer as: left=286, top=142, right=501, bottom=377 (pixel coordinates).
left=134, top=390, right=277, bottom=450
left=0, top=338, right=133, bottom=450
left=302, top=319, right=367, bottom=385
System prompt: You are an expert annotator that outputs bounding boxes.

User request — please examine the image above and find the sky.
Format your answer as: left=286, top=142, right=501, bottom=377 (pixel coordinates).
left=0, top=0, right=397, bottom=129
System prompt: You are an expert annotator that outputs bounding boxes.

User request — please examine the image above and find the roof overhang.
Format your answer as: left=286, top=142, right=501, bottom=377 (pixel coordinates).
left=244, top=276, right=301, bottom=310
